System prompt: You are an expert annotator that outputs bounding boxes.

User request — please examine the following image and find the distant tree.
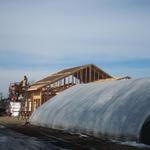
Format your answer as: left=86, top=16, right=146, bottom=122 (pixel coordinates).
left=0, top=92, right=3, bottom=101
left=0, top=93, right=7, bottom=116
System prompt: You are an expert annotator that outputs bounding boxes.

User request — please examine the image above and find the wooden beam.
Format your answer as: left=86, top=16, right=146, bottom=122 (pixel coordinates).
left=67, top=76, right=70, bottom=85
left=64, top=77, right=66, bottom=86
left=72, top=74, right=74, bottom=85
left=75, top=73, right=78, bottom=84
left=26, top=98, right=29, bottom=111
left=80, top=69, right=83, bottom=83
left=76, top=72, right=79, bottom=84
left=85, top=67, right=87, bottom=83
left=79, top=71, right=81, bottom=83
left=102, top=73, right=104, bottom=79
left=39, top=92, right=42, bottom=106
left=98, top=72, right=100, bottom=80
left=74, top=73, right=76, bottom=84
left=89, top=66, right=92, bottom=82
left=31, top=93, right=34, bottom=112
left=94, top=67, right=95, bottom=81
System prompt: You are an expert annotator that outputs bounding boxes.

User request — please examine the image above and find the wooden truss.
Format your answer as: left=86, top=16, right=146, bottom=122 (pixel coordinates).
left=23, top=64, right=112, bottom=113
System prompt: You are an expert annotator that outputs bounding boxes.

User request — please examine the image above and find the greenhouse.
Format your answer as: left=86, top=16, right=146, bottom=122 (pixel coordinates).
left=30, top=77, right=150, bottom=145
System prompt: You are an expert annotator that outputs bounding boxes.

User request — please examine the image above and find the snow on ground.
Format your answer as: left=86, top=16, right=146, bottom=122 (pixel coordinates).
left=111, top=140, right=150, bottom=149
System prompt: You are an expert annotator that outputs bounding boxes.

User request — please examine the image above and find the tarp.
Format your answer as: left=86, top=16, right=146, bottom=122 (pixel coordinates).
left=30, top=77, right=150, bottom=142
left=10, top=102, right=21, bottom=117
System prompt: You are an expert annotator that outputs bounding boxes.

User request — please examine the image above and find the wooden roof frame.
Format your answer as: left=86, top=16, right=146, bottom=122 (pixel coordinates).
left=28, top=64, right=112, bottom=91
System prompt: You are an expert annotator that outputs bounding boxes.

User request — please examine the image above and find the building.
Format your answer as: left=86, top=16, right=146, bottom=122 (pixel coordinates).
left=30, top=77, right=150, bottom=145
left=23, top=64, right=112, bottom=113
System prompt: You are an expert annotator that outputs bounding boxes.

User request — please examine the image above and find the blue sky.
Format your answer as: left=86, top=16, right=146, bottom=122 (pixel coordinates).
left=0, top=0, right=150, bottom=96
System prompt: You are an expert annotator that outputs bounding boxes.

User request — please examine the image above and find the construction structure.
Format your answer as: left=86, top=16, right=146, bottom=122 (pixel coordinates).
left=23, top=64, right=112, bottom=113
left=30, top=77, right=150, bottom=145
left=8, top=76, right=29, bottom=117
left=8, top=75, right=28, bottom=102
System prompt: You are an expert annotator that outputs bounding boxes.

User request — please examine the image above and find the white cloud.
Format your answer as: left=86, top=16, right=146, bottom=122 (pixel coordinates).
left=0, top=0, right=150, bottom=60
left=0, top=0, right=150, bottom=96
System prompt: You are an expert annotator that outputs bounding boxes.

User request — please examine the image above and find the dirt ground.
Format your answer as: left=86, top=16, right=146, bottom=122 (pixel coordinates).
left=0, top=116, right=150, bottom=150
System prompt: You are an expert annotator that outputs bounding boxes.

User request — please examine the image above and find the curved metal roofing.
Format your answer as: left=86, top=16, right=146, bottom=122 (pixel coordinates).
left=30, top=77, right=150, bottom=142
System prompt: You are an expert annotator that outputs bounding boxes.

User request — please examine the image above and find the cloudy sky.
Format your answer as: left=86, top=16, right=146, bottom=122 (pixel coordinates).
left=0, top=0, right=150, bottom=97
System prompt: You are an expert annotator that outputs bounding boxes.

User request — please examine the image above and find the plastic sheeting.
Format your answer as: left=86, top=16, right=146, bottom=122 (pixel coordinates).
left=30, top=77, right=150, bottom=142
left=10, top=102, right=21, bottom=117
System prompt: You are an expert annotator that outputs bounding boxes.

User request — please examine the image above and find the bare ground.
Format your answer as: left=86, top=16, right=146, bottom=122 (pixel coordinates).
left=0, top=117, right=150, bottom=150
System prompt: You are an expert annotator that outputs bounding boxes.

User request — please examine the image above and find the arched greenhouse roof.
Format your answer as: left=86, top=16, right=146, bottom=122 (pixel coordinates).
left=30, top=77, right=150, bottom=144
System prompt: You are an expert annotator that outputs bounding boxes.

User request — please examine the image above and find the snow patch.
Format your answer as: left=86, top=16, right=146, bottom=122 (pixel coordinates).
left=121, top=141, right=150, bottom=148
left=78, top=133, right=88, bottom=138
left=111, top=140, right=150, bottom=148
left=0, top=125, right=5, bottom=129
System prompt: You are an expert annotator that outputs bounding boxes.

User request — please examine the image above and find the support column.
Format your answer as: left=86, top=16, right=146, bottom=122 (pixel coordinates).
left=76, top=72, right=79, bottom=84
left=102, top=73, right=104, bottom=79
left=64, top=77, right=66, bottom=88
left=80, top=70, right=83, bottom=83
left=98, top=72, right=100, bottom=80
left=89, top=66, right=92, bottom=82
left=39, top=91, right=42, bottom=106
left=85, top=67, right=88, bottom=83
left=26, top=94, right=29, bottom=111
left=68, top=76, right=70, bottom=85
left=72, top=74, right=74, bottom=85
left=60, top=79, right=62, bottom=86
left=94, top=68, right=95, bottom=81
left=31, top=93, right=34, bottom=112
